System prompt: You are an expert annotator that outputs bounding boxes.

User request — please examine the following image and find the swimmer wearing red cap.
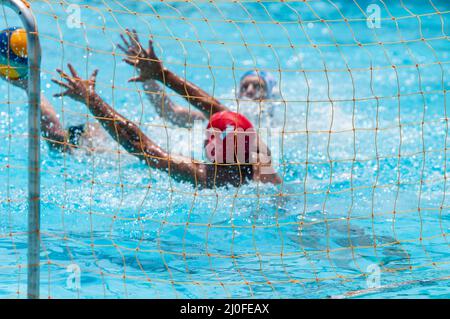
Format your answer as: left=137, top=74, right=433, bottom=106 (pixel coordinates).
left=52, top=30, right=281, bottom=187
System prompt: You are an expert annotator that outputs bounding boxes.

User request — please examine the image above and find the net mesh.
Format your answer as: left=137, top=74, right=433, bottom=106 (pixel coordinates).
left=0, top=0, right=449, bottom=298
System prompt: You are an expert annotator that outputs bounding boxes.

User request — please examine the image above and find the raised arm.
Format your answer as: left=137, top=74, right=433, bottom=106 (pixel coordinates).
left=142, top=79, right=206, bottom=128
left=5, top=77, right=69, bottom=152
left=118, top=33, right=206, bottom=127
left=40, top=95, right=70, bottom=151
left=51, top=64, right=208, bottom=186
left=118, top=29, right=228, bottom=119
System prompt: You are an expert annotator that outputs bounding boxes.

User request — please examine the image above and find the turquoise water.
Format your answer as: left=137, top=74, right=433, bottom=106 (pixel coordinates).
left=0, top=0, right=449, bottom=298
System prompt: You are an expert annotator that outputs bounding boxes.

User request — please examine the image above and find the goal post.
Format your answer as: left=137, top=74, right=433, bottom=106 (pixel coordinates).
left=0, top=0, right=41, bottom=299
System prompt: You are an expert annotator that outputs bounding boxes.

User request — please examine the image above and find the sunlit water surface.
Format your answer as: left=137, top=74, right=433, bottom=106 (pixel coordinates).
left=0, top=0, right=449, bottom=298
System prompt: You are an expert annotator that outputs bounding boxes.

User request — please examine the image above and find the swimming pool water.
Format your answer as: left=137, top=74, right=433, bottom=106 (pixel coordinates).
left=0, top=0, right=449, bottom=298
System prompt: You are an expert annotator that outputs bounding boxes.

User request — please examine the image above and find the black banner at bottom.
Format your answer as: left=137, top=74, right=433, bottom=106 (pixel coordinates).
left=1, top=299, right=447, bottom=317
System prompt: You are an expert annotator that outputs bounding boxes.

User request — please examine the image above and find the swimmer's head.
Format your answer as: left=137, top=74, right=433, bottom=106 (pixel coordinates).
left=205, top=111, right=256, bottom=164
left=239, top=70, right=276, bottom=101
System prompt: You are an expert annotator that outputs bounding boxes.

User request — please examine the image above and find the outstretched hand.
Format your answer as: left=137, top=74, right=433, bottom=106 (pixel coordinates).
left=117, top=28, right=163, bottom=82
left=51, top=64, right=99, bottom=104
